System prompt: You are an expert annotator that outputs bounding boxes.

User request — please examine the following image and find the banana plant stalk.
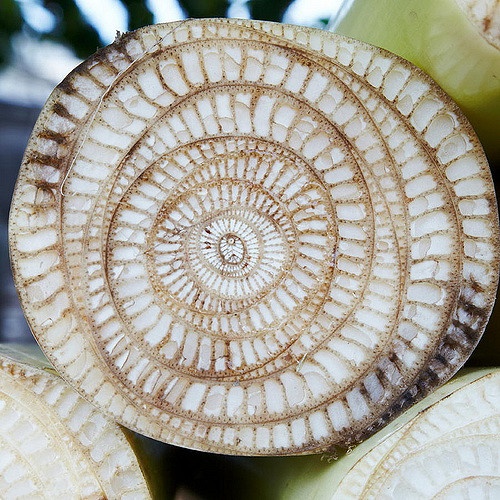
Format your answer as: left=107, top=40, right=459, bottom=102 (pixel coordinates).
left=0, top=344, right=173, bottom=499
left=249, top=368, right=500, bottom=499
left=330, top=0, right=500, bottom=165
left=9, top=18, right=499, bottom=456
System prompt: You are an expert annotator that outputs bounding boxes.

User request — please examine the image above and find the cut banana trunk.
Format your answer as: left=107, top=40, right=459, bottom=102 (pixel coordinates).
left=270, top=368, right=500, bottom=499
left=9, top=19, right=500, bottom=455
left=0, top=345, right=154, bottom=498
left=330, top=0, right=500, bottom=163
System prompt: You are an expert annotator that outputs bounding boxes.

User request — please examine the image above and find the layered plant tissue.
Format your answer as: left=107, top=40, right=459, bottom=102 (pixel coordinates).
left=9, top=19, right=499, bottom=455
left=0, top=347, right=151, bottom=497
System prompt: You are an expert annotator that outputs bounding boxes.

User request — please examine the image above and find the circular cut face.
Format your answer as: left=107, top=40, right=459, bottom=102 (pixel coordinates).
left=0, top=349, right=151, bottom=498
left=334, top=370, right=500, bottom=498
left=9, top=19, right=500, bottom=455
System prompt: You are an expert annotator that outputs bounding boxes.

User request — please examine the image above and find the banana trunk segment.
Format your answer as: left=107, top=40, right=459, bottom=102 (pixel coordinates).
left=9, top=19, right=500, bottom=455
left=269, top=368, right=500, bottom=498
left=0, top=345, right=157, bottom=499
left=330, top=0, right=500, bottom=163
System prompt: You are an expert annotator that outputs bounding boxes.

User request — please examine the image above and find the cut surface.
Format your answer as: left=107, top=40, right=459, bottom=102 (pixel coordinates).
left=334, top=369, right=500, bottom=499
left=330, top=0, right=500, bottom=162
left=267, top=369, right=500, bottom=498
left=9, top=19, right=500, bottom=455
left=0, top=346, right=151, bottom=498
left=455, top=0, right=500, bottom=49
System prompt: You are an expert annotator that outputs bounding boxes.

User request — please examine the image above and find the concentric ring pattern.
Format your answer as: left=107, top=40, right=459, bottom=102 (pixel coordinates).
left=9, top=19, right=499, bottom=455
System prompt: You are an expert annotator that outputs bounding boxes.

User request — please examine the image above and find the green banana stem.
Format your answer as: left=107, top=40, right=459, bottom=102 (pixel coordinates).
left=249, top=368, right=500, bottom=499
left=330, top=0, right=500, bottom=164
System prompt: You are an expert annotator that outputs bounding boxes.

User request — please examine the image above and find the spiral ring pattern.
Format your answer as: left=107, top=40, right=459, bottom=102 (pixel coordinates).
left=9, top=19, right=499, bottom=454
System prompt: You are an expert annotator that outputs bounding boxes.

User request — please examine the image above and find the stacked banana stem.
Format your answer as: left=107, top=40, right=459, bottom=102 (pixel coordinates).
left=5, top=13, right=500, bottom=499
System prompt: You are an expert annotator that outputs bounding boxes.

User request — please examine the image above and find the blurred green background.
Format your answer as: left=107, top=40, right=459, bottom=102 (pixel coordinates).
left=0, top=0, right=332, bottom=66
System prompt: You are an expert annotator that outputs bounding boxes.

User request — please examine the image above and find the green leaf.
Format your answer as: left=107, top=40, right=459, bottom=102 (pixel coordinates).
left=43, top=0, right=102, bottom=58
left=0, top=0, right=23, bottom=32
left=177, top=0, right=230, bottom=18
left=0, top=0, right=23, bottom=64
left=247, top=0, right=294, bottom=22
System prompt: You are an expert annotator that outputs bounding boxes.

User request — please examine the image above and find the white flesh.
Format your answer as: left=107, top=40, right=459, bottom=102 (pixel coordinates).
left=0, top=346, right=151, bottom=499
